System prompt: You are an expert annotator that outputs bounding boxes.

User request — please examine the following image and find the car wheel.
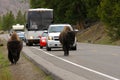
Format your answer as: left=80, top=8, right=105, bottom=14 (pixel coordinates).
left=71, top=45, right=77, bottom=50
left=29, top=43, right=33, bottom=46
left=26, top=42, right=33, bottom=46
left=26, top=40, right=29, bottom=46
left=40, top=46, right=43, bottom=49
left=46, top=46, right=51, bottom=51
left=26, top=42, right=29, bottom=46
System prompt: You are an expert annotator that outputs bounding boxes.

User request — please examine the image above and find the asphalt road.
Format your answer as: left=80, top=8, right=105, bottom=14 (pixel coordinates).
left=1, top=34, right=120, bottom=80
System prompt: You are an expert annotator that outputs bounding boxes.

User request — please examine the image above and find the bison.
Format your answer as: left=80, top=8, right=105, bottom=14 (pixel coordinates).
left=7, top=32, right=23, bottom=64
left=59, top=26, right=75, bottom=56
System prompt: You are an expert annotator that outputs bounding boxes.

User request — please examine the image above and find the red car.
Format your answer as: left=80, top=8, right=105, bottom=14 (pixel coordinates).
left=39, top=31, right=48, bottom=49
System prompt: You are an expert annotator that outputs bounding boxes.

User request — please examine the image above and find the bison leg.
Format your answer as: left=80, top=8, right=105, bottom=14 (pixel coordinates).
left=8, top=51, right=14, bottom=64
left=66, top=44, right=69, bottom=56
left=63, top=44, right=69, bottom=56
left=14, top=52, right=20, bottom=64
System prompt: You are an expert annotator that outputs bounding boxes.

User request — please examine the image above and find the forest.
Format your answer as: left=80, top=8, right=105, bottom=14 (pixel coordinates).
left=30, top=0, right=120, bottom=39
left=0, top=11, right=26, bottom=31
left=0, top=0, right=119, bottom=40
left=30, top=0, right=120, bottom=40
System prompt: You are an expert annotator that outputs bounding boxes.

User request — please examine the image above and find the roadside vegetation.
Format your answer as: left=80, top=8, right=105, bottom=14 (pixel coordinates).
left=0, top=39, right=53, bottom=80
left=0, top=10, right=26, bottom=30
left=77, top=22, right=120, bottom=46
left=30, top=0, right=120, bottom=42
left=0, top=0, right=119, bottom=44
left=0, top=40, right=12, bottom=80
left=0, top=0, right=119, bottom=79
left=0, top=52, right=12, bottom=80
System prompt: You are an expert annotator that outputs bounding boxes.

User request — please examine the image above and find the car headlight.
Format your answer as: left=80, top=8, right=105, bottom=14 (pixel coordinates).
left=42, top=39, right=46, bottom=42
left=48, top=36, right=53, bottom=40
left=30, top=36, right=33, bottom=39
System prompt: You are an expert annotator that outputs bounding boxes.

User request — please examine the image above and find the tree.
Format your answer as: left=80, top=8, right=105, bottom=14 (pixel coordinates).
left=30, top=0, right=42, bottom=8
left=8, top=11, right=15, bottom=30
left=0, top=10, right=26, bottom=30
left=84, top=0, right=101, bottom=22
left=30, top=0, right=112, bottom=30
left=30, top=0, right=87, bottom=29
left=2, top=11, right=15, bottom=30
left=65, top=0, right=86, bottom=26
left=98, top=0, right=120, bottom=40
left=16, top=10, right=25, bottom=25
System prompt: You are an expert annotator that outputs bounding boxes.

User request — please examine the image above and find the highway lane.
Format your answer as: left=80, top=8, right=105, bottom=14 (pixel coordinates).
left=26, top=43, right=120, bottom=80
left=1, top=34, right=120, bottom=80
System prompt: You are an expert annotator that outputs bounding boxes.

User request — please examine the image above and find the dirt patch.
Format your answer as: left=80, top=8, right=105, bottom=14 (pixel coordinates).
left=77, top=22, right=106, bottom=43
left=9, top=54, right=49, bottom=80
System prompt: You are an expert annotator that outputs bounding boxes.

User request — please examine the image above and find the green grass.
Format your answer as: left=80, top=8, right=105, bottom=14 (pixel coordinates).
left=44, top=76, right=53, bottom=80
left=0, top=46, right=12, bottom=80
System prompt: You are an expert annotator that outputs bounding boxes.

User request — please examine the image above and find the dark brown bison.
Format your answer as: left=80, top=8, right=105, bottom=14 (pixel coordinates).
left=7, top=32, right=23, bottom=64
left=59, top=26, right=75, bottom=56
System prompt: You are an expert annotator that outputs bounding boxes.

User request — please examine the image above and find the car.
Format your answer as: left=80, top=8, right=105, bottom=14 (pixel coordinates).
left=46, top=24, right=77, bottom=51
left=9, top=29, right=14, bottom=36
left=9, top=29, right=25, bottom=41
left=17, top=31, right=25, bottom=41
left=39, top=31, right=48, bottom=49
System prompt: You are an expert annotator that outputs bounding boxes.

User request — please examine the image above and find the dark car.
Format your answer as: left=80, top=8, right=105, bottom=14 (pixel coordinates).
left=39, top=31, right=48, bottom=49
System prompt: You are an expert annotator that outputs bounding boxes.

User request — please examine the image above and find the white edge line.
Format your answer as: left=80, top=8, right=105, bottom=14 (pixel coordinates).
left=32, top=47, right=120, bottom=80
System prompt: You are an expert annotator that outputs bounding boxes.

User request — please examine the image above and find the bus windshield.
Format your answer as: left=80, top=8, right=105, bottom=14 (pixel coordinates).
left=27, top=10, right=53, bottom=31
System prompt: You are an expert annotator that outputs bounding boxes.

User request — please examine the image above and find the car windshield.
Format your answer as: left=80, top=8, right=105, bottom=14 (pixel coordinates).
left=17, top=32, right=24, bottom=36
left=42, top=32, right=48, bottom=37
left=49, top=26, right=65, bottom=33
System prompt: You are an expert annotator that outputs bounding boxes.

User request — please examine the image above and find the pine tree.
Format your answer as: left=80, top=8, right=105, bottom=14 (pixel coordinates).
left=16, top=10, right=25, bottom=25
left=1, top=11, right=15, bottom=30
left=98, top=0, right=120, bottom=40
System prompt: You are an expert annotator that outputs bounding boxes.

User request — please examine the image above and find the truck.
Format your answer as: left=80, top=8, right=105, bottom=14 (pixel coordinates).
left=25, top=8, right=53, bottom=46
left=10, top=24, right=25, bottom=40
left=10, top=24, right=24, bottom=35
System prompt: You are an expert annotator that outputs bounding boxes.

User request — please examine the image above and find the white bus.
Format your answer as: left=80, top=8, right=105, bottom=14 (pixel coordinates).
left=25, top=8, right=53, bottom=46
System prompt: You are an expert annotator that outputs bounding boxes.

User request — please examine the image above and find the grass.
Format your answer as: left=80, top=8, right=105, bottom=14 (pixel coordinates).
left=0, top=46, right=12, bottom=80
left=0, top=40, right=53, bottom=80
left=77, top=22, right=106, bottom=43
left=0, top=38, right=53, bottom=80
left=77, top=22, right=120, bottom=46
